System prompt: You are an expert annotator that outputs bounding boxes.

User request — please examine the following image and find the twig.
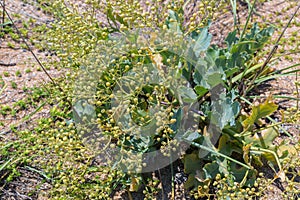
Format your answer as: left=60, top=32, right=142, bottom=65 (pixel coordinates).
left=0, top=62, right=16, bottom=66
left=127, top=189, right=133, bottom=200
left=296, top=72, right=299, bottom=110
left=0, top=156, right=15, bottom=171
left=170, top=155, right=175, bottom=200
left=15, top=191, right=33, bottom=200
left=157, top=169, right=165, bottom=200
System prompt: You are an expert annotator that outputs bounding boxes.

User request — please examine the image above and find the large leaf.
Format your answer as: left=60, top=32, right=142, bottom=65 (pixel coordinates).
left=183, top=152, right=206, bottom=190
left=242, top=97, right=278, bottom=128
left=215, top=24, right=274, bottom=79
left=193, top=57, right=225, bottom=89
left=225, top=30, right=238, bottom=48
left=217, top=134, right=241, bottom=156
left=183, top=152, right=202, bottom=174
left=178, top=86, right=198, bottom=103
left=229, top=162, right=256, bottom=186
left=185, top=174, right=201, bottom=190
left=194, top=85, right=208, bottom=98
left=166, top=10, right=182, bottom=34
left=170, top=108, right=184, bottom=134
left=210, top=91, right=240, bottom=130
left=244, top=127, right=278, bottom=148
left=181, top=131, right=201, bottom=143
left=203, top=161, right=222, bottom=179
left=193, top=27, right=212, bottom=56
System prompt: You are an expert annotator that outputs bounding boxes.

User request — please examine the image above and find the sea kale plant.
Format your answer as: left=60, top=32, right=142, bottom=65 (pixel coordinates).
left=44, top=0, right=297, bottom=197
left=1, top=0, right=299, bottom=199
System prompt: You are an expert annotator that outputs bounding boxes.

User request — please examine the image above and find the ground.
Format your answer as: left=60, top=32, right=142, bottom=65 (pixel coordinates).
left=0, top=0, right=299, bottom=199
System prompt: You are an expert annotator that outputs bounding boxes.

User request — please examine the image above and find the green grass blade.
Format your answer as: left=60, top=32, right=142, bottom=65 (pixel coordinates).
left=239, top=0, right=258, bottom=41
left=255, top=70, right=300, bottom=84
left=24, top=166, right=52, bottom=181
left=232, top=58, right=277, bottom=83
left=271, top=63, right=300, bottom=74
left=0, top=156, right=15, bottom=171
left=230, top=0, right=237, bottom=27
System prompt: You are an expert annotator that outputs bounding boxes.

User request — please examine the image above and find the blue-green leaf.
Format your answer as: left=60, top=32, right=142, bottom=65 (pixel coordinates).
left=193, top=28, right=212, bottom=56
left=178, top=86, right=197, bottom=103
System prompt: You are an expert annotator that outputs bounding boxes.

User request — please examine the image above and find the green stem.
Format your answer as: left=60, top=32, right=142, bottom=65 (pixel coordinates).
left=250, top=146, right=282, bottom=171
left=296, top=72, right=299, bottom=110
left=23, top=102, right=46, bottom=121
left=239, top=123, right=281, bottom=137
left=190, top=141, right=251, bottom=169
left=239, top=0, right=258, bottom=41
left=183, top=0, right=191, bottom=11
left=230, top=0, right=237, bottom=28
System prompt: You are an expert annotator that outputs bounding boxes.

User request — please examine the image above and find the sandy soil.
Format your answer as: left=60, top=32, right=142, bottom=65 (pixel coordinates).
left=0, top=0, right=299, bottom=199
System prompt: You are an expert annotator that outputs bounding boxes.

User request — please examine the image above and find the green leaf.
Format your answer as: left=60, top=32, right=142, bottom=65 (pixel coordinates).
left=170, top=108, right=183, bottom=132
left=203, top=161, right=220, bottom=179
left=182, top=131, right=201, bottom=142
left=225, top=30, right=238, bottom=48
left=0, top=21, right=12, bottom=27
left=178, top=86, right=197, bottom=103
left=184, top=174, right=199, bottom=189
left=183, top=152, right=202, bottom=174
left=245, top=127, right=278, bottom=148
left=217, top=134, right=240, bottom=156
left=193, top=27, right=212, bottom=56
left=166, top=10, right=182, bottom=34
left=194, top=85, right=208, bottom=98
left=210, top=92, right=240, bottom=130
left=194, top=57, right=225, bottom=89
left=206, top=72, right=224, bottom=88
left=242, top=97, right=278, bottom=128
left=229, top=162, right=254, bottom=184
